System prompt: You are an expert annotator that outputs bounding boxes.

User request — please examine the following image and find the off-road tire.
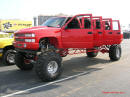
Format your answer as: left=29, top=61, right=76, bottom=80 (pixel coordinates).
left=87, top=52, right=98, bottom=58
left=35, top=52, right=62, bottom=82
left=15, top=52, right=33, bottom=70
left=109, top=45, right=121, bottom=61
left=3, top=49, right=16, bottom=65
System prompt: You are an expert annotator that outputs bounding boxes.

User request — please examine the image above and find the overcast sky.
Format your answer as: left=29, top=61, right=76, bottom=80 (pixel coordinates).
left=0, top=0, right=129, bottom=25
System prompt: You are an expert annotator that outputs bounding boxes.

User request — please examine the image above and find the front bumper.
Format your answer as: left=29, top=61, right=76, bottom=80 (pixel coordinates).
left=15, top=48, right=37, bottom=54
left=13, top=42, right=39, bottom=50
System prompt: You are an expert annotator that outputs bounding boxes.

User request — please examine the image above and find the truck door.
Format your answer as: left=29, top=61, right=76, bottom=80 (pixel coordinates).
left=61, top=17, right=84, bottom=48
left=112, top=20, right=122, bottom=44
left=103, top=19, right=113, bottom=45
left=61, top=15, right=93, bottom=48
left=93, top=18, right=103, bottom=46
left=81, top=17, right=93, bottom=48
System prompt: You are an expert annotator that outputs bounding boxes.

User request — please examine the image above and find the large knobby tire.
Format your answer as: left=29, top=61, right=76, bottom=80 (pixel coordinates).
left=109, top=45, right=121, bottom=61
left=3, top=49, right=16, bottom=65
left=35, top=52, right=62, bottom=82
left=87, top=52, right=98, bottom=58
left=15, top=52, right=33, bottom=70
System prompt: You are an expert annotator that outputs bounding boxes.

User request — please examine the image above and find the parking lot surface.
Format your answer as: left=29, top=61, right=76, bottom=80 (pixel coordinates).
left=0, top=39, right=130, bottom=97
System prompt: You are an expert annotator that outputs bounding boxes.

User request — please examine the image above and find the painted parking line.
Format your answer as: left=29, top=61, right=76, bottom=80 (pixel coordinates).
left=2, top=69, right=95, bottom=97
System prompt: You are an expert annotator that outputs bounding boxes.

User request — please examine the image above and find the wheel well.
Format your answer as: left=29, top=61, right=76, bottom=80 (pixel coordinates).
left=3, top=45, right=15, bottom=52
left=39, top=37, right=59, bottom=48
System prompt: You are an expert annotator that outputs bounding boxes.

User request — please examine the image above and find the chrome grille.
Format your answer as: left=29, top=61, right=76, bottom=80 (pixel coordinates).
left=15, top=38, right=25, bottom=42
left=15, top=33, right=24, bottom=37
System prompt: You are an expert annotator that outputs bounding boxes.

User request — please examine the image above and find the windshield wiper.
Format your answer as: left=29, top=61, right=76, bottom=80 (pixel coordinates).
left=46, top=25, right=55, bottom=27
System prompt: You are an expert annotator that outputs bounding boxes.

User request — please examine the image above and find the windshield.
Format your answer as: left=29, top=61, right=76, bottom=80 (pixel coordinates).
left=42, top=17, right=66, bottom=28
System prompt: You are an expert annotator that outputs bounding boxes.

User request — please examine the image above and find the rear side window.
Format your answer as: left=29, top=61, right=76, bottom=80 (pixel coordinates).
left=104, top=21, right=111, bottom=30
left=96, top=20, right=101, bottom=29
left=84, top=18, right=91, bottom=29
left=113, top=21, right=119, bottom=30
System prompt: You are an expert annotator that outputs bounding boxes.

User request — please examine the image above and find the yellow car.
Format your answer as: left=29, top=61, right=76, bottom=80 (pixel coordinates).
left=0, top=32, right=16, bottom=65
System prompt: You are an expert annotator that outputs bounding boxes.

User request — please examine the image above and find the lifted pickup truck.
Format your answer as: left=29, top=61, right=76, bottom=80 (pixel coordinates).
left=14, top=14, right=123, bottom=81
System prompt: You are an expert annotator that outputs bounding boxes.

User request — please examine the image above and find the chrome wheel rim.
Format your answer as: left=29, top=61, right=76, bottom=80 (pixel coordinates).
left=7, top=53, right=15, bottom=64
left=47, top=61, right=58, bottom=75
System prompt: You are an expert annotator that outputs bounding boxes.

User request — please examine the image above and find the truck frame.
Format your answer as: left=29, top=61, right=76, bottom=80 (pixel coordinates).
left=13, top=14, right=123, bottom=81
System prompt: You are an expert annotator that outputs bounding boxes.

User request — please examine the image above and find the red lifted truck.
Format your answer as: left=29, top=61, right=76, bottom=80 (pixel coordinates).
left=14, top=14, right=123, bottom=81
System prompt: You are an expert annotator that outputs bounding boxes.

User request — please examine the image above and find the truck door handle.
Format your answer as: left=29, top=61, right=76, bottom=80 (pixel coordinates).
left=117, top=32, right=121, bottom=34
left=98, top=32, right=102, bottom=34
left=88, top=32, right=93, bottom=34
left=108, top=32, right=112, bottom=34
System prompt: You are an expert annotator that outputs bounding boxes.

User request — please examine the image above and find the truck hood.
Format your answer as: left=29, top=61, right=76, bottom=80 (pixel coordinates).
left=17, top=26, right=61, bottom=33
left=15, top=26, right=61, bottom=37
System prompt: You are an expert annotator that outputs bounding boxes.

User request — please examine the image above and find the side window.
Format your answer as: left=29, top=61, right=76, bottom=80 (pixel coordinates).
left=66, top=18, right=80, bottom=29
left=96, top=20, right=101, bottom=29
left=84, top=18, right=91, bottom=29
left=104, top=21, right=111, bottom=30
left=113, top=21, right=119, bottom=30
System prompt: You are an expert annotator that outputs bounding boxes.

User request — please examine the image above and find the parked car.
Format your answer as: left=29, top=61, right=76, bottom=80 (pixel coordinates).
left=0, top=32, right=16, bottom=65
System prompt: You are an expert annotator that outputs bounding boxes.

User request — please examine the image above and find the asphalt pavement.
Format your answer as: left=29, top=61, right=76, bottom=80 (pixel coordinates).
left=0, top=39, right=130, bottom=97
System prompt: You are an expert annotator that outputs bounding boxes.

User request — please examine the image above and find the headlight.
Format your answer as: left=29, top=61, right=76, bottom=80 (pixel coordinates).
left=25, top=39, right=35, bottom=42
left=25, top=34, right=35, bottom=37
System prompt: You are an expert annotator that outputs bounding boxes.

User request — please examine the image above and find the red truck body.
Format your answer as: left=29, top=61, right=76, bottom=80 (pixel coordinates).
left=14, top=14, right=123, bottom=52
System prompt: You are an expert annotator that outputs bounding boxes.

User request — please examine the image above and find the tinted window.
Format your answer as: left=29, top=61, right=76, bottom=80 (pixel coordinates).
left=96, top=20, right=101, bottom=29
left=66, top=18, right=80, bottom=29
left=84, top=18, right=91, bottom=29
